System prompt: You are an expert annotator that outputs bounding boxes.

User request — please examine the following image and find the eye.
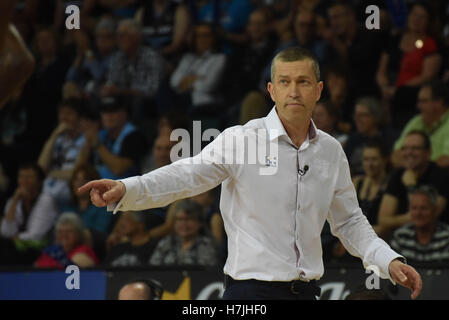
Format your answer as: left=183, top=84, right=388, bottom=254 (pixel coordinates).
left=280, top=79, right=289, bottom=85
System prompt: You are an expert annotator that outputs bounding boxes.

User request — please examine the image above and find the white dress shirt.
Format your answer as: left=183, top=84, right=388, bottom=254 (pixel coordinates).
left=112, top=107, right=402, bottom=282
left=170, top=50, right=226, bottom=107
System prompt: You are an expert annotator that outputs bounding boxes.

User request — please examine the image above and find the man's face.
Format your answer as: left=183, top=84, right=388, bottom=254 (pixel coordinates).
left=17, top=168, right=41, bottom=198
left=401, top=134, right=430, bottom=170
left=267, top=59, right=323, bottom=124
left=409, top=193, right=437, bottom=228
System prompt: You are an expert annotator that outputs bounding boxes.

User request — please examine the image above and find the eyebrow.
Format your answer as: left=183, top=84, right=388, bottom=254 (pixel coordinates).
left=278, top=75, right=313, bottom=80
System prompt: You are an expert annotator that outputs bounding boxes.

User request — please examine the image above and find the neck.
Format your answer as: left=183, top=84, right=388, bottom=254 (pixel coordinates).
left=416, top=224, right=436, bottom=244
left=78, top=197, right=90, bottom=211
left=367, top=171, right=386, bottom=185
left=282, top=117, right=310, bottom=147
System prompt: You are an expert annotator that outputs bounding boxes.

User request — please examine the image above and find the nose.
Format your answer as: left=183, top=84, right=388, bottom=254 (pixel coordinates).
left=288, top=83, right=301, bottom=99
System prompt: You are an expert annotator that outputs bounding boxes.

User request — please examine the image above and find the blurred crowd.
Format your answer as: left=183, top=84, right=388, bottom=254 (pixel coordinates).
left=1, top=0, right=449, bottom=270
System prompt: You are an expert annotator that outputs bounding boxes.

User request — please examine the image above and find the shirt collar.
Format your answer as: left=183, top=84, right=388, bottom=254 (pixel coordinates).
left=264, top=106, right=319, bottom=142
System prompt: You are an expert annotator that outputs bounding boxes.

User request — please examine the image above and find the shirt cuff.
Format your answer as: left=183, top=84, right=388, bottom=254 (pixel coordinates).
left=106, top=177, right=139, bottom=214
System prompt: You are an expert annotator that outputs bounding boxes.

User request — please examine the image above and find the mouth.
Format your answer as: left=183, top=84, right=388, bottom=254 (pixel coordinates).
left=286, top=103, right=304, bottom=108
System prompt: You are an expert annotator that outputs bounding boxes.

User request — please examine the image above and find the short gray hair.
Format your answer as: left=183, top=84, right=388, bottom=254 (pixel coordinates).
left=355, top=96, right=382, bottom=124
left=55, top=212, right=84, bottom=238
left=408, top=185, right=439, bottom=208
left=270, top=47, right=320, bottom=82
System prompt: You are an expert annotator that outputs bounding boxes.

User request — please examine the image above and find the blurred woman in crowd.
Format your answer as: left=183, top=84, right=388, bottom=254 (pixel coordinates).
left=149, top=199, right=218, bottom=267
left=376, top=2, right=442, bottom=129
left=35, top=212, right=98, bottom=268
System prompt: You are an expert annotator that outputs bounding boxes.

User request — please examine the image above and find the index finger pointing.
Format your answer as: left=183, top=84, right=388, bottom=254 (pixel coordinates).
left=77, top=180, right=102, bottom=194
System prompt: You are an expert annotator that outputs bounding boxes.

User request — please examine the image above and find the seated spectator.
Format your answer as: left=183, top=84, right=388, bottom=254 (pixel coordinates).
left=226, top=7, right=277, bottom=107
left=0, top=163, right=59, bottom=266
left=63, top=164, right=112, bottom=235
left=376, top=2, right=442, bottom=130
left=82, top=0, right=140, bottom=20
left=170, top=23, right=227, bottom=114
left=35, top=212, right=99, bottom=268
left=21, top=27, right=72, bottom=148
left=352, top=141, right=391, bottom=235
left=378, top=130, right=449, bottom=238
left=149, top=199, right=218, bottom=267
left=100, top=19, right=166, bottom=124
left=141, top=133, right=178, bottom=175
left=325, top=141, right=391, bottom=261
left=38, top=99, right=86, bottom=209
left=189, top=0, right=254, bottom=54
left=344, top=97, right=396, bottom=176
left=391, top=80, right=449, bottom=169
left=321, top=64, right=354, bottom=132
left=281, top=9, right=326, bottom=63
left=390, top=185, right=449, bottom=263
left=80, top=97, right=148, bottom=180
left=323, top=0, right=383, bottom=97
left=104, top=211, right=158, bottom=267
left=65, top=17, right=117, bottom=98
left=312, top=100, right=348, bottom=145
left=136, top=0, right=191, bottom=60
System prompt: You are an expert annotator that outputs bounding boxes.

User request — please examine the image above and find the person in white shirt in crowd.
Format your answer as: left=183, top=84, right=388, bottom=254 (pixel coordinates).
left=0, top=163, right=59, bottom=265
left=170, top=23, right=226, bottom=114
left=79, top=47, right=422, bottom=300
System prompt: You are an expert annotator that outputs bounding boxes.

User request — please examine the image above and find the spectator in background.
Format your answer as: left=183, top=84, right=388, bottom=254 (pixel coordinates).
left=322, top=0, right=383, bottom=97
left=149, top=199, right=218, bottom=267
left=331, top=141, right=391, bottom=260
left=104, top=211, right=158, bottom=267
left=101, top=19, right=166, bottom=124
left=322, top=64, right=354, bottom=133
left=0, top=163, right=59, bottom=266
left=189, top=0, right=254, bottom=54
left=352, top=141, right=391, bottom=235
left=376, top=2, right=442, bottom=130
left=378, top=131, right=449, bottom=239
left=390, top=185, right=449, bottom=263
left=38, top=99, right=86, bottom=209
left=170, top=23, right=227, bottom=115
left=21, top=27, right=72, bottom=148
left=344, top=97, right=396, bottom=176
left=282, top=9, right=326, bottom=62
left=80, top=97, right=148, bottom=180
left=65, top=17, right=117, bottom=99
left=63, top=164, right=112, bottom=235
left=141, top=133, right=178, bottom=175
left=312, top=99, right=348, bottom=145
left=136, top=0, right=191, bottom=62
left=34, top=212, right=99, bottom=268
left=226, top=8, right=277, bottom=107
left=391, top=80, right=449, bottom=169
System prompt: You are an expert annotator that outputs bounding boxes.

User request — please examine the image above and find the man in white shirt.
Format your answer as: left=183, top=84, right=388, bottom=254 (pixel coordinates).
left=79, top=47, right=422, bottom=300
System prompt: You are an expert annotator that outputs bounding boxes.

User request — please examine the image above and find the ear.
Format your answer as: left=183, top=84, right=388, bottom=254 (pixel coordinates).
left=267, top=82, right=275, bottom=102
left=316, top=81, right=324, bottom=102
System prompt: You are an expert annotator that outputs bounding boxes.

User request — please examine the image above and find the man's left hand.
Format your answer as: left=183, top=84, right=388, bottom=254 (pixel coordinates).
left=388, top=259, right=422, bottom=299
